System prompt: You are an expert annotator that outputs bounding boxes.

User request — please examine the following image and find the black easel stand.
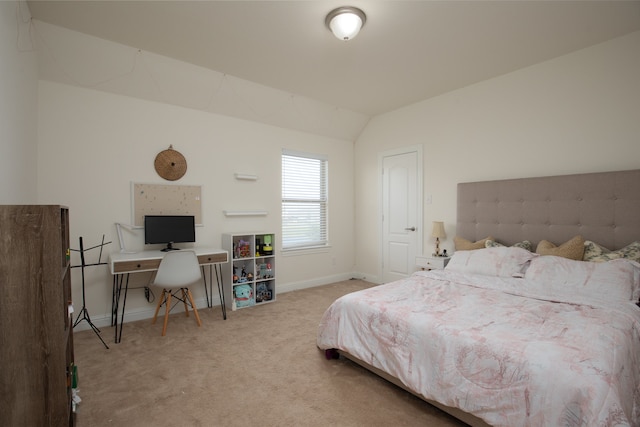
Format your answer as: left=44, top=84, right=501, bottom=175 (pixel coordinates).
left=72, top=235, right=111, bottom=349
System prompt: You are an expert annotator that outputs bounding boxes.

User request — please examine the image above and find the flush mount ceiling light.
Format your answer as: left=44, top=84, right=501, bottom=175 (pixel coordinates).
left=325, top=6, right=366, bottom=41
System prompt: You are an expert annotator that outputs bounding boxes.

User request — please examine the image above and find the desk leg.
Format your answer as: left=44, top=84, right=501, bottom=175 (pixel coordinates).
left=215, top=264, right=226, bottom=320
left=114, top=273, right=130, bottom=344
left=201, top=265, right=211, bottom=308
left=112, top=274, right=123, bottom=342
left=112, top=275, right=119, bottom=327
left=201, top=264, right=226, bottom=319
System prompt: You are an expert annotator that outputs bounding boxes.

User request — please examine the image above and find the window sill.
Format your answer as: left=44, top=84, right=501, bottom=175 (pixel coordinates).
left=281, top=245, right=331, bottom=256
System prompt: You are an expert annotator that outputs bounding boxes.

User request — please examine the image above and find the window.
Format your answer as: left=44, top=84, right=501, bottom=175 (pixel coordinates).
left=282, top=150, right=328, bottom=251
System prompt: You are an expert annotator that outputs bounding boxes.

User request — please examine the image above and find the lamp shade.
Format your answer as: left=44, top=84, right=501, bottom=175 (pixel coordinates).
left=326, top=7, right=366, bottom=41
left=431, top=221, right=446, bottom=239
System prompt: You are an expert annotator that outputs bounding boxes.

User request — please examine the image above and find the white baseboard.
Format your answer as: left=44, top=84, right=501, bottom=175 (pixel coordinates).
left=72, top=294, right=219, bottom=332
left=73, top=272, right=370, bottom=332
left=350, top=271, right=379, bottom=284
left=276, top=272, right=356, bottom=293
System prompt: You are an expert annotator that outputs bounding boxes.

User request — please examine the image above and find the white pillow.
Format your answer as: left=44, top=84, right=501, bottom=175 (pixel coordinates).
left=445, top=247, right=537, bottom=278
left=524, top=256, right=640, bottom=304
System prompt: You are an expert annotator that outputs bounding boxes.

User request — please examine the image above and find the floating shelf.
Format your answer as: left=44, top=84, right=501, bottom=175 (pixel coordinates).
left=234, top=173, right=258, bottom=181
left=223, top=210, right=268, bottom=217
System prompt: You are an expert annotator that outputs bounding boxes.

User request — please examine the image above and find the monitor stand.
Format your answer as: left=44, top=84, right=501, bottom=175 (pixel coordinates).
left=161, top=242, right=181, bottom=252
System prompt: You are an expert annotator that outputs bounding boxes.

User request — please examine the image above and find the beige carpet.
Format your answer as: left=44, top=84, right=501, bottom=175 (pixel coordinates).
left=73, top=280, right=467, bottom=426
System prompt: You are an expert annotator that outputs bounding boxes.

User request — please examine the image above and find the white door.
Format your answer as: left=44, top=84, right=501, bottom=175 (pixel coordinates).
left=381, top=148, right=422, bottom=283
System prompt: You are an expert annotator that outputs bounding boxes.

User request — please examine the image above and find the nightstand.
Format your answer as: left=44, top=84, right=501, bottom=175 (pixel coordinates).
left=416, top=255, right=450, bottom=270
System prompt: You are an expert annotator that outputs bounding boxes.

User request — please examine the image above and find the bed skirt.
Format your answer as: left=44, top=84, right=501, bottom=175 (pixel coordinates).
left=336, top=350, right=491, bottom=427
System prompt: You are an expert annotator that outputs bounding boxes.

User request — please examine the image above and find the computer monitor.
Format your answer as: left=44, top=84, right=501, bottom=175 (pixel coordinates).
left=144, top=215, right=196, bottom=251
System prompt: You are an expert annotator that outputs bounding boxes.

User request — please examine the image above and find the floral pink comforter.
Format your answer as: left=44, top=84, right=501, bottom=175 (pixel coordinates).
left=317, top=270, right=640, bottom=426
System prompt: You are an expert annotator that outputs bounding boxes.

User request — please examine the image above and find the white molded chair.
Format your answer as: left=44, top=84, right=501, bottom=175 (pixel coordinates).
left=151, top=250, right=202, bottom=336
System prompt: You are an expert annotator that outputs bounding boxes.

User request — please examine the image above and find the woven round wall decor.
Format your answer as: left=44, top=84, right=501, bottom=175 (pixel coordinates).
left=154, top=145, right=187, bottom=181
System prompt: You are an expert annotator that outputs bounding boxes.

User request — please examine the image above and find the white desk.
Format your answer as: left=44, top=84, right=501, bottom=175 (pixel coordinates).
left=109, top=247, right=228, bottom=343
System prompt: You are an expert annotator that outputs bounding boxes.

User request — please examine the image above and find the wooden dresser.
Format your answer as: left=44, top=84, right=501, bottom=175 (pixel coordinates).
left=0, top=205, right=75, bottom=426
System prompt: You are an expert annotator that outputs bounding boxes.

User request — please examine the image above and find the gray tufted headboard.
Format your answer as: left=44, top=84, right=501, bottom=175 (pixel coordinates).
left=456, top=169, right=640, bottom=251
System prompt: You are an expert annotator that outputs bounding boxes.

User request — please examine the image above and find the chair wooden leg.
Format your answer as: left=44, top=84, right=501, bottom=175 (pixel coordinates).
left=187, top=288, right=202, bottom=327
left=162, top=292, right=172, bottom=336
left=152, top=289, right=165, bottom=324
left=181, top=288, right=189, bottom=317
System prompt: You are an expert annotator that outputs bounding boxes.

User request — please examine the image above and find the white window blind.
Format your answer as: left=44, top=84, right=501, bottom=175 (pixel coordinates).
left=282, top=150, right=328, bottom=250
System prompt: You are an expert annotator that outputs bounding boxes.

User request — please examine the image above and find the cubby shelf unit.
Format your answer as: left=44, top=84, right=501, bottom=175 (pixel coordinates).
left=222, top=232, right=276, bottom=311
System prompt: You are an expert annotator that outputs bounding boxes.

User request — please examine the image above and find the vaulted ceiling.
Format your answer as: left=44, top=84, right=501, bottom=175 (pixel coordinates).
left=27, top=1, right=640, bottom=118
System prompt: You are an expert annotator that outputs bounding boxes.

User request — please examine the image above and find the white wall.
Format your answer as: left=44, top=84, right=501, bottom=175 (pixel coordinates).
left=0, top=1, right=38, bottom=203
left=8, top=7, right=640, bottom=328
left=33, top=20, right=369, bottom=142
left=354, top=31, right=640, bottom=282
left=37, top=81, right=356, bottom=326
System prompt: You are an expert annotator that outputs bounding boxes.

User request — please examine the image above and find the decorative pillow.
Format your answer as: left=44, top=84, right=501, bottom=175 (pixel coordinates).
left=524, top=256, right=640, bottom=304
left=583, top=240, right=640, bottom=263
left=485, top=239, right=533, bottom=252
left=535, top=235, right=585, bottom=260
left=454, top=236, right=493, bottom=251
left=445, top=247, right=537, bottom=277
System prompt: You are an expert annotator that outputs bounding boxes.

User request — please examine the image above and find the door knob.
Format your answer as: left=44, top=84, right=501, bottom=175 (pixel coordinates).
left=405, top=227, right=416, bottom=231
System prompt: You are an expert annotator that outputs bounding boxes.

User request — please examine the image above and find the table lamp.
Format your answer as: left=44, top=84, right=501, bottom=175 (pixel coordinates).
left=115, top=222, right=137, bottom=254
left=431, top=221, right=446, bottom=256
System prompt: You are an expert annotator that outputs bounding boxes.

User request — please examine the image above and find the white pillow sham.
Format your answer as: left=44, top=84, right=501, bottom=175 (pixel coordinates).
left=445, top=247, right=537, bottom=278
left=524, top=256, right=640, bottom=304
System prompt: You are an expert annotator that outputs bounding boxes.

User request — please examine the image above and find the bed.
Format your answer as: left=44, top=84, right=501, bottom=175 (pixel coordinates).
left=317, top=169, right=640, bottom=426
